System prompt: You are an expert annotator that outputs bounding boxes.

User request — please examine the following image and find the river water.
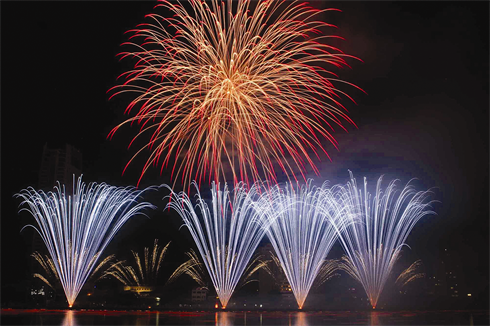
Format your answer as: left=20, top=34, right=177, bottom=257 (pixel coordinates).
left=1, top=309, right=488, bottom=325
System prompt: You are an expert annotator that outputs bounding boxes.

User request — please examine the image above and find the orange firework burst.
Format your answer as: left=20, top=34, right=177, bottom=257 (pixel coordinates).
left=109, top=0, right=362, bottom=188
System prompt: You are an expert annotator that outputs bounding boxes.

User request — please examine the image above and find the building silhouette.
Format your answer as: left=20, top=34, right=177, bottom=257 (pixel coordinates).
left=31, top=143, right=83, bottom=255
left=38, top=143, right=83, bottom=191
left=257, top=243, right=278, bottom=295
left=427, top=248, right=468, bottom=300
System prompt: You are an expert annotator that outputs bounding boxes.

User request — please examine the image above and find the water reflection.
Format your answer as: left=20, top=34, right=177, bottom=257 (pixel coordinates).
left=213, top=312, right=310, bottom=326
left=1, top=308, right=484, bottom=326
left=62, top=310, right=77, bottom=326
left=370, top=311, right=381, bottom=326
left=215, top=312, right=233, bottom=326
left=135, top=314, right=151, bottom=326
left=295, top=312, right=309, bottom=326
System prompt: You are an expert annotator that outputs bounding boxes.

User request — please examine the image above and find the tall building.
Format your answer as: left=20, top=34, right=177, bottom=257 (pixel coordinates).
left=442, top=249, right=466, bottom=298
left=31, top=143, right=83, bottom=255
left=38, top=143, right=83, bottom=191
left=427, top=248, right=466, bottom=299
left=257, top=243, right=278, bottom=295
left=428, top=259, right=447, bottom=296
left=257, top=242, right=292, bottom=295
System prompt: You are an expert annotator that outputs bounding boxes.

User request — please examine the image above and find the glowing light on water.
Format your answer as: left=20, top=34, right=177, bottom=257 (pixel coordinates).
left=259, top=181, right=348, bottom=309
left=16, top=176, right=156, bottom=307
left=62, top=310, right=76, bottom=326
left=335, top=172, right=436, bottom=309
left=109, top=0, right=362, bottom=189
left=164, top=181, right=267, bottom=308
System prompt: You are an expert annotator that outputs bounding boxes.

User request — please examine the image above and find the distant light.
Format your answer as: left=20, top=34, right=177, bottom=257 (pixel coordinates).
left=467, top=294, right=471, bottom=297
left=156, top=297, right=160, bottom=301
left=260, top=304, right=263, bottom=308
left=215, top=304, right=218, bottom=309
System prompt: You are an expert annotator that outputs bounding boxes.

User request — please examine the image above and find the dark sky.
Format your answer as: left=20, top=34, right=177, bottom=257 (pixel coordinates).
left=2, top=1, right=488, bottom=299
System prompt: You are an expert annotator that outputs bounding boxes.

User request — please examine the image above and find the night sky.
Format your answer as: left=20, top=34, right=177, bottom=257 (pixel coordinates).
left=2, top=1, right=488, bottom=300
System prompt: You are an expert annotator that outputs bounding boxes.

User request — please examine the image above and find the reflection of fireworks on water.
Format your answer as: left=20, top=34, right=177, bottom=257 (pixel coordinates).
left=62, top=310, right=77, bottom=326
left=215, top=311, right=232, bottom=326
left=109, top=0, right=361, bottom=188
left=335, top=172, right=436, bottom=309
left=164, top=181, right=268, bottom=308
left=259, top=181, right=348, bottom=309
left=102, top=239, right=170, bottom=287
left=16, top=176, right=155, bottom=307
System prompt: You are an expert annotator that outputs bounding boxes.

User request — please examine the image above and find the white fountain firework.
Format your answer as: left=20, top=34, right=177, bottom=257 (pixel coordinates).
left=16, top=176, right=156, bottom=307
left=335, top=172, right=436, bottom=309
left=164, top=181, right=267, bottom=308
left=259, top=181, right=348, bottom=309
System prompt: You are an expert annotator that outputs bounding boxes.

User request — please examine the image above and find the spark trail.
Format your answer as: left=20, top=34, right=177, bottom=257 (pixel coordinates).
left=259, top=181, right=348, bottom=309
left=109, top=0, right=362, bottom=188
left=335, top=172, right=436, bottom=309
left=16, top=176, right=155, bottom=307
left=102, top=239, right=171, bottom=287
left=164, top=181, right=268, bottom=308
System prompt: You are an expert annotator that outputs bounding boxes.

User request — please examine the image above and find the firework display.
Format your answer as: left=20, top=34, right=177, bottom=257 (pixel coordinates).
left=168, top=251, right=272, bottom=292
left=164, top=181, right=268, bottom=308
left=259, top=181, right=348, bottom=309
left=102, top=239, right=171, bottom=287
left=16, top=176, right=155, bottom=307
left=167, top=249, right=208, bottom=288
left=395, top=260, right=425, bottom=289
left=10, top=0, right=449, bottom=313
left=269, top=251, right=340, bottom=291
left=31, top=252, right=115, bottom=291
left=334, top=172, right=436, bottom=309
left=109, top=0, right=361, bottom=188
